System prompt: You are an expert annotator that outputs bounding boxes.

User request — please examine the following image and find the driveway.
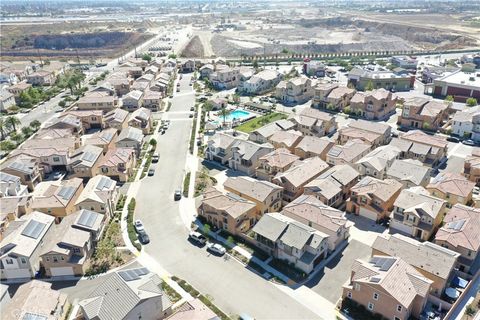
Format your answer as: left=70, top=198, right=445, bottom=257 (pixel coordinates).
left=305, top=240, right=371, bottom=304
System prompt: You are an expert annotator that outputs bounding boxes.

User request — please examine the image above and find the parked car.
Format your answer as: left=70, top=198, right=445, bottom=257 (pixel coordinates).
left=190, top=106, right=195, bottom=111
left=152, top=152, right=160, bottom=163
left=176, top=87, right=180, bottom=92
left=148, top=167, right=156, bottom=176
left=188, top=231, right=207, bottom=245
left=462, top=139, right=476, bottom=146
left=134, top=220, right=145, bottom=233
left=138, top=230, right=150, bottom=244
left=174, top=189, right=182, bottom=201
left=52, top=171, right=64, bottom=180
left=189, top=113, right=194, bottom=118
left=447, top=136, right=460, bottom=143
left=206, top=243, right=226, bottom=256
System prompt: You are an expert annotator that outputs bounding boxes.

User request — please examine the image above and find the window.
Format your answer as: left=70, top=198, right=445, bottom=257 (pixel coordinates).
left=53, top=257, right=58, bottom=263
left=368, top=302, right=374, bottom=311
left=373, top=292, right=379, bottom=300
left=53, top=157, right=60, bottom=162
left=354, top=283, right=361, bottom=291
left=20, top=257, right=27, bottom=264
left=347, top=292, right=352, bottom=299
left=394, top=317, right=401, bottom=320
left=397, top=305, right=402, bottom=312
left=46, top=257, right=50, bottom=262
left=6, top=259, right=13, bottom=265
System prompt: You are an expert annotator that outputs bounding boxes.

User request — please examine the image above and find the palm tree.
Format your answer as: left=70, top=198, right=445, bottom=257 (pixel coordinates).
left=220, top=106, right=231, bottom=127
left=30, top=120, right=41, bottom=131
left=5, top=116, right=21, bottom=132
left=0, top=118, right=7, bottom=140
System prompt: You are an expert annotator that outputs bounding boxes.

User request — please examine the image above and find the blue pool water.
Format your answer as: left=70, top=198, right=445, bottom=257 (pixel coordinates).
left=222, top=109, right=253, bottom=121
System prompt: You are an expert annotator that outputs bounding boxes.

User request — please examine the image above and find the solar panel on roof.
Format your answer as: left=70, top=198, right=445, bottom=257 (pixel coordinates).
left=21, top=220, right=47, bottom=239
left=370, top=277, right=381, bottom=283
left=329, top=148, right=342, bottom=157
left=22, top=313, right=48, bottom=320
left=102, top=132, right=114, bottom=141
left=57, top=186, right=75, bottom=201
left=97, top=176, right=113, bottom=190
left=447, top=219, right=466, bottom=231
left=82, top=151, right=97, bottom=162
left=77, top=210, right=98, bottom=228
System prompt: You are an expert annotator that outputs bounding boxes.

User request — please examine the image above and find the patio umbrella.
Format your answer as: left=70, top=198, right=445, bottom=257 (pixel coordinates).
left=445, top=287, right=460, bottom=299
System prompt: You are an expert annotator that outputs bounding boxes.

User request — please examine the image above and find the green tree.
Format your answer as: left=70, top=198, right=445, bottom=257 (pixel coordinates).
left=168, top=53, right=177, bottom=59
left=226, top=236, right=235, bottom=247
left=10, top=132, right=24, bottom=144
left=343, top=106, right=351, bottom=114
left=21, top=126, right=33, bottom=138
left=59, top=100, right=66, bottom=107
left=5, top=116, right=21, bottom=132
left=220, top=105, right=231, bottom=127
left=142, top=53, right=152, bottom=62
left=30, top=120, right=41, bottom=131
left=252, top=60, right=259, bottom=69
left=445, top=95, right=454, bottom=102
left=422, top=122, right=431, bottom=130
left=0, top=140, right=16, bottom=151
left=149, top=138, right=157, bottom=147
left=466, top=98, right=478, bottom=107
left=365, top=80, right=374, bottom=91
left=0, top=118, right=7, bottom=140
left=202, top=224, right=211, bottom=235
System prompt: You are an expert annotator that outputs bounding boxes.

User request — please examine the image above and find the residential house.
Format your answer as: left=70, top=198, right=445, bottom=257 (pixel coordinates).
left=390, top=186, right=447, bottom=241
left=180, top=59, right=195, bottom=73
left=386, top=159, right=431, bottom=188
left=104, top=108, right=129, bottom=132
left=355, top=145, right=401, bottom=179
left=205, top=132, right=240, bottom=165
left=342, top=256, right=432, bottom=320
left=224, top=176, right=283, bottom=216
left=239, top=69, right=282, bottom=95
left=1, top=155, right=43, bottom=191
left=347, top=67, right=414, bottom=91
left=398, top=96, right=450, bottom=131
left=76, top=91, right=116, bottom=111
left=67, top=145, right=104, bottom=179
left=198, top=187, right=257, bottom=235
left=199, top=64, right=214, bottom=79
left=2, top=280, right=68, bottom=320
left=84, top=128, right=118, bottom=154
left=78, top=267, right=173, bottom=320
left=26, top=70, right=54, bottom=86
left=31, top=178, right=84, bottom=220
left=61, top=110, right=104, bottom=130
left=322, top=86, right=356, bottom=111
left=210, top=67, right=240, bottom=90
left=44, top=114, right=84, bottom=136
left=116, top=126, right=144, bottom=156
left=252, top=212, right=329, bottom=274
left=294, top=136, right=334, bottom=161
left=6, top=82, right=31, bottom=103
left=228, top=140, right=274, bottom=176
left=347, top=177, right=403, bottom=222
left=0, top=211, right=55, bottom=280
left=272, top=156, right=329, bottom=202
left=326, top=139, right=371, bottom=166
left=391, top=56, right=418, bottom=70
left=275, top=77, right=314, bottom=105
left=372, top=234, right=460, bottom=298
left=143, top=90, right=163, bottom=111
left=75, top=175, right=117, bottom=217
left=131, top=77, right=152, bottom=92
left=122, top=90, right=144, bottom=111
left=349, top=88, right=397, bottom=120
left=304, top=60, right=325, bottom=77
left=304, top=164, right=360, bottom=208
left=281, top=195, right=350, bottom=253
left=256, top=148, right=300, bottom=181
left=248, top=119, right=296, bottom=143
left=10, top=136, right=79, bottom=174
left=0, top=196, right=31, bottom=240
left=35, top=128, right=73, bottom=140
left=90, top=83, right=115, bottom=96
left=289, top=107, right=337, bottom=137
left=0, top=172, right=28, bottom=197
left=312, top=82, right=339, bottom=109
left=106, top=73, right=131, bottom=96
left=451, top=106, right=480, bottom=141
left=427, top=172, right=475, bottom=207
left=98, top=148, right=136, bottom=182
left=390, top=130, right=448, bottom=167
left=208, top=98, right=227, bottom=111
left=40, top=209, right=106, bottom=277
left=464, top=149, right=480, bottom=186
left=339, top=119, right=391, bottom=147
left=0, top=90, right=16, bottom=111
left=128, top=107, right=153, bottom=134
left=434, top=204, right=480, bottom=275
left=267, top=130, right=303, bottom=152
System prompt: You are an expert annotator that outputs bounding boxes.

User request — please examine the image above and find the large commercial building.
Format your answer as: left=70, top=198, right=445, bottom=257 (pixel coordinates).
left=427, top=70, right=480, bottom=102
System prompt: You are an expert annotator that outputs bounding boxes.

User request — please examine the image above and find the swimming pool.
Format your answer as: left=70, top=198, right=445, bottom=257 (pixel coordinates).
left=220, top=109, right=254, bottom=122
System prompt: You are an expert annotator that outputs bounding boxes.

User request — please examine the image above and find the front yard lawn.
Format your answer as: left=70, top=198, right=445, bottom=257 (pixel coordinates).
left=235, top=112, right=288, bottom=133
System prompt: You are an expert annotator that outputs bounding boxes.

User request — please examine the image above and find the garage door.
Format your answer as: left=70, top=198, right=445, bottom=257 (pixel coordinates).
left=390, top=220, right=412, bottom=235
left=4, top=268, right=31, bottom=279
left=359, top=207, right=378, bottom=221
left=50, top=267, right=74, bottom=277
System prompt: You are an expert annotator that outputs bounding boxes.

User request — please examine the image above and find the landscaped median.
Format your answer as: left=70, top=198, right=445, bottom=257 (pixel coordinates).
left=171, top=276, right=231, bottom=320
left=235, top=112, right=288, bottom=133
left=126, top=198, right=142, bottom=251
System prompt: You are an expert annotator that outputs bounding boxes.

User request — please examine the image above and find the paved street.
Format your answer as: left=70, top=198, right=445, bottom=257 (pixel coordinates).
left=134, top=74, right=321, bottom=320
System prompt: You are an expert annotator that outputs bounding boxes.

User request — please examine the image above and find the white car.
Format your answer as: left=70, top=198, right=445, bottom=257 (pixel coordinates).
left=188, top=231, right=207, bottom=245
left=134, top=220, right=145, bottom=233
left=207, top=243, right=226, bottom=255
